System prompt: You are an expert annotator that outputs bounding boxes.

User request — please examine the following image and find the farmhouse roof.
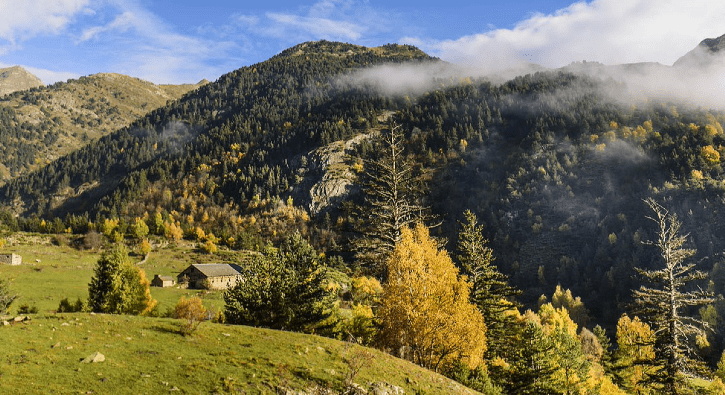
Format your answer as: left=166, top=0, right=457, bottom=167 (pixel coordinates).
left=190, top=263, right=243, bottom=277
left=156, top=275, right=174, bottom=281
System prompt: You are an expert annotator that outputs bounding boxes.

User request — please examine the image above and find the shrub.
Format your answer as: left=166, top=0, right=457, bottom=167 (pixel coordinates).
left=173, top=296, right=207, bottom=336
left=83, top=231, right=104, bottom=250
left=57, top=297, right=86, bottom=313
left=52, top=234, right=69, bottom=247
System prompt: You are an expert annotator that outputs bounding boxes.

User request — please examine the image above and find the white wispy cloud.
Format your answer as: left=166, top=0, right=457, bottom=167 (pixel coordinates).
left=243, top=0, right=392, bottom=44
left=418, top=0, right=725, bottom=72
left=0, top=0, right=90, bottom=54
left=69, top=0, right=240, bottom=84
left=264, top=13, right=365, bottom=41
left=78, top=10, right=136, bottom=42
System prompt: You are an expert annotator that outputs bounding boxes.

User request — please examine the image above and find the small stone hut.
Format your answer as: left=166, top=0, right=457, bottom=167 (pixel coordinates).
left=151, top=274, right=175, bottom=288
left=0, top=254, right=21, bottom=265
left=177, top=264, right=243, bottom=290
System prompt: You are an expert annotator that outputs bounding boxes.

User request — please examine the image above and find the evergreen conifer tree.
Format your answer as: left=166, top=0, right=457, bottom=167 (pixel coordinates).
left=456, top=209, right=519, bottom=357
left=88, top=244, right=156, bottom=315
left=224, top=232, right=335, bottom=332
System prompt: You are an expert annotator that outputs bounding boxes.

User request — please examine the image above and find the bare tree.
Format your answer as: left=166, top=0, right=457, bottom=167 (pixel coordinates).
left=632, top=198, right=713, bottom=393
left=0, top=277, right=17, bottom=314
left=354, top=122, right=434, bottom=278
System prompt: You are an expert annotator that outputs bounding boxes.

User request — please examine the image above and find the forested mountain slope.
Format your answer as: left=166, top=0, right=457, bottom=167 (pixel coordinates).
left=2, top=40, right=725, bottom=337
left=0, top=73, right=204, bottom=182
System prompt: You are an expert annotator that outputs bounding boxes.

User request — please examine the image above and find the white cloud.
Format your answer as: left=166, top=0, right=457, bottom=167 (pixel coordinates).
left=78, top=11, right=135, bottom=42
left=265, top=13, right=365, bottom=41
left=424, top=0, right=725, bottom=72
left=66, top=1, right=240, bottom=84
left=245, top=0, right=391, bottom=44
left=0, top=0, right=90, bottom=53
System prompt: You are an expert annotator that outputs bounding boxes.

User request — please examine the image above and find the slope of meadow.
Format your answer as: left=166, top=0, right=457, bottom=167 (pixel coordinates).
left=0, top=313, right=476, bottom=394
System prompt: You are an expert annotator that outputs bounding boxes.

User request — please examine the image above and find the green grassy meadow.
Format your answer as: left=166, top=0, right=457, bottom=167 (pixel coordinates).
left=0, top=232, right=478, bottom=393
left=0, top=313, right=478, bottom=394
left=0, top=234, right=235, bottom=315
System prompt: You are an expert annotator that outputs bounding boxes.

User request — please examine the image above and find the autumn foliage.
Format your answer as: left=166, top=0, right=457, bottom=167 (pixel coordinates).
left=378, top=223, right=487, bottom=372
left=174, top=296, right=208, bottom=336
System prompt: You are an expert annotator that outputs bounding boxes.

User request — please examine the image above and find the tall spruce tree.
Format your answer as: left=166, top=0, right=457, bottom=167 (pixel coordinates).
left=354, top=122, right=433, bottom=278
left=632, top=198, right=714, bottom=393
left=505, top=319, right=559, bottom=395
left=456, top=210, right=520, bottom=357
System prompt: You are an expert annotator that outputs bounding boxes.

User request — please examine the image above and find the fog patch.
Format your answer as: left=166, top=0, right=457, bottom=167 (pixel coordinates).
left=562, top=56, right=725, bottom=110
left=593, top=139, right=651, bottom=166
left=334, top=61, right=466, bottom=96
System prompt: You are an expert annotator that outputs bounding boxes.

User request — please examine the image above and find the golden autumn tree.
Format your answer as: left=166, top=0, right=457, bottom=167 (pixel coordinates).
left=614, top=314, right=656, bottom=394
left=378, top=223, right=486, bottom=373
left=538, top=303, right=592, bottom=395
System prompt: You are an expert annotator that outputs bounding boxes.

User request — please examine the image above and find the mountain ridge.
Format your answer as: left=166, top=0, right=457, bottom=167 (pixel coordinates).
left=0, top=72, right=205, bottom=182
left=673, top=32, right=725, bottom=68
left=0, top=66, right=44, bottom=96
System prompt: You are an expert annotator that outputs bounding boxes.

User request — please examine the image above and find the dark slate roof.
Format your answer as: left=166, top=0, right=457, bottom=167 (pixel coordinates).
left=190, top=263, right=243, bottom=277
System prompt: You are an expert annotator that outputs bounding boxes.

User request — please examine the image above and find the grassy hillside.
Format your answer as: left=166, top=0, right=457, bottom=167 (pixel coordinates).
left=0, top=233, right=239, bottom=314
left=0, top=73, right=205, bottom=182
left=0, top=315, right=478, bottom=394
left=0, top=66, right=44, bottom=96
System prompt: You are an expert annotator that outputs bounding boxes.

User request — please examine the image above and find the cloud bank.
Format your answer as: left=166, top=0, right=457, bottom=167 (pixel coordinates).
left=414, top=0, right=725, bottom=72
left=0, top=0, right=90, bottom=55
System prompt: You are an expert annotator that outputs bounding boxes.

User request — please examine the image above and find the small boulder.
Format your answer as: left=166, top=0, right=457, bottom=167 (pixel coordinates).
left=369, top=382, right=404, bottom=395
left=81, top=352, right=105, bottom=363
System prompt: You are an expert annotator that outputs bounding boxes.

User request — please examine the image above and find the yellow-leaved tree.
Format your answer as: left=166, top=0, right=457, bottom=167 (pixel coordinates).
left=378, top=223, right=486, bottom=372
left=614, top=314, right=656, bottom=394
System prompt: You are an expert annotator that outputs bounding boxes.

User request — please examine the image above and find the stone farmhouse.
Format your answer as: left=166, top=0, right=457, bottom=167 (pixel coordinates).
left=151, top=275, right=176, bottom=288
left=177, top=264, right=243, bottom=290
left=0, top=254, right=21, bottom=265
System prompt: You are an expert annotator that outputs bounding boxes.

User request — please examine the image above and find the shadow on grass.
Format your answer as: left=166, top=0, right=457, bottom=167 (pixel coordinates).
left=149, top=324, right=181, bottom=335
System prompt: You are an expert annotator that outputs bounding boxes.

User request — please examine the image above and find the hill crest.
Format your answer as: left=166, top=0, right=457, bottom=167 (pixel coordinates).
left=0, top=66, right=44, bottom=96
left=673, top=32, right=725, bottom=68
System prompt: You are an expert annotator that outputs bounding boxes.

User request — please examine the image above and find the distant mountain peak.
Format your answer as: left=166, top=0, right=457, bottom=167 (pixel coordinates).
left=699, top=33, right=725, bottom=53
left=0, top=66, right=44, bottom=96
left=673, top=33, right=725, bottom=68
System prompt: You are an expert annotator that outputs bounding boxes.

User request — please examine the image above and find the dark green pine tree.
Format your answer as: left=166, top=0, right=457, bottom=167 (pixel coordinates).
left=456, top=209, right=520, bottom=356
left=224, top=232, right=335, bottom=332
left=88, top=245, right=125, bottom=313
left=87, top=244, right=155, bottom=315
left=632, top=198, right=714, bottom=393
left=505, top=321, right=559, bottom=395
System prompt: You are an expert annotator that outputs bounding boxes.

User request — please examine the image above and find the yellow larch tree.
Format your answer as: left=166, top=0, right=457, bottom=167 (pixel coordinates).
left=614, top=314, right=657, bottom=394
left=378, top=223, right=486, bottom=373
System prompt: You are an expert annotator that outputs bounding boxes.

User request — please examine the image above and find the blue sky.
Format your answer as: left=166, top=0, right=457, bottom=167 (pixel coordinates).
left=0, top=0, right=723, bottom=85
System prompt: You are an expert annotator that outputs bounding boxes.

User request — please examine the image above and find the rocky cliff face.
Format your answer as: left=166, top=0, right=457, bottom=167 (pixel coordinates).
left=0, top=66, right=44, bottom=96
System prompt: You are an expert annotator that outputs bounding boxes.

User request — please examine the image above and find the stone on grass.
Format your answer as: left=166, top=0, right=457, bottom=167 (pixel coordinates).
left=81, top=352, right=105, bottom=363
